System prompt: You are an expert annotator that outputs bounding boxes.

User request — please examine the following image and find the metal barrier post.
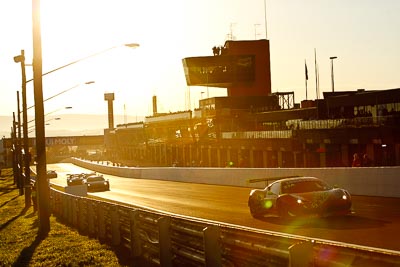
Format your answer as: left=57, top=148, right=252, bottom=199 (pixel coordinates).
left=158, top=217, right=172, bottom=267
left=288, top=240, right=314, bottom=267
left=67, top=195, right=73, bottom=224
left=130, top=210, right=142, bottom=257
left=203, top=225, right=222, bottom=267
left=87, top=201, right=95, bottom=236
left=78, top=199, right=85, bottom=232
left=98, top=204, right=106, bottom=239
left=61, top=194, right=66, bottom=220
left=72, top=198, right=78, bottom=227
left=111, top=206, right=121, bottom=245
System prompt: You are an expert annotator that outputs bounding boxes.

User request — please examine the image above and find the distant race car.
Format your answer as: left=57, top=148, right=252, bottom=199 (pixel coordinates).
left=83, top=175, right=110, bottom=192
left=248, top=176, right=352, bottom=219
left=66, top=174, right=85, bottom=186
left=66, top=172, right=96, bottom=186
left=46, top=170, right=58, bottom=179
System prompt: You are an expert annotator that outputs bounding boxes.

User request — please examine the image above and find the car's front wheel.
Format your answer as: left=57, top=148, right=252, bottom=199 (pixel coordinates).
left=277, top=199, right=296, bottom=220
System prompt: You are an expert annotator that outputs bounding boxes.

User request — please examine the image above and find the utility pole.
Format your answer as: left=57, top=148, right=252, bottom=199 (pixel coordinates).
left=17, top=92, right=24, bottom=195
left=14, top=50, right=31, bottom=208
left=12, top=111, right=23, bottom=195
left=32, top=0, right=50, bottom=236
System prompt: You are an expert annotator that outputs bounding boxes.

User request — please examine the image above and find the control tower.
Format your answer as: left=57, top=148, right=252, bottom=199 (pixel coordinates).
left=182, top=39, right=271, bottom=97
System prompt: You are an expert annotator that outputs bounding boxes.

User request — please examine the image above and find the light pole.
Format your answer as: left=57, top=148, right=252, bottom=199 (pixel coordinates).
left=26, top=82, right=94, bottom=111
left=14, top=50, right=31, bottom=207
left=330, top=56, right=337, bottom=92
left=28, top=118, right=61, bottom=133
left=32, top=0, right=50, bottom=236
left=26, top=45, right=139, bottom=84
left=27, top=0, right=139, bottom=238
left=32, top=0, right=139, bottom=236
left=27, top=107, right=72, bottom=127
left=45, top=117, right=61, bottom=125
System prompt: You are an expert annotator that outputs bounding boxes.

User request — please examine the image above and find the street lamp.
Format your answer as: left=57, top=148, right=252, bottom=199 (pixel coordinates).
left=14, top=49, right=31, bottom=207
left=330, top=56, right=338, bottom=92
left=28, top=117, right=61, bottom=132
left=26, top=82, right=94, bottom=111
left=32, top=0, right=139, bottom=236
left=27, top=106, right=72, bottom=125
left=45, top=117, right=61, bottom=124
left=26, top=44, right=139, bottom=83
left=45, top=106, right=72, bottom=117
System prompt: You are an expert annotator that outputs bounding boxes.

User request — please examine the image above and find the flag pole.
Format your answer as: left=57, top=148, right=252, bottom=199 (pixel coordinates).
left=314, top=48, right=318, bottom=99
left=264, top=0, right=268, bottom=39
left=305, top=59, right=308, bottom=100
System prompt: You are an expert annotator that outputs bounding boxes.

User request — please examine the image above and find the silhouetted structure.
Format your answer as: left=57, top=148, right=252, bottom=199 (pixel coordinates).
left=4, top=40, right=399, bottom=168
left=103, top=87, right=400, bottom=168
left=102, top=40, right=400, bottom=168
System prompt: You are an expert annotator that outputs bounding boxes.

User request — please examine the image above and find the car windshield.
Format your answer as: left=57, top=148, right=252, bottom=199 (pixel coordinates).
left=281, top=179, right=332, bottom=194
left=87, top=177, right=104, bottom=182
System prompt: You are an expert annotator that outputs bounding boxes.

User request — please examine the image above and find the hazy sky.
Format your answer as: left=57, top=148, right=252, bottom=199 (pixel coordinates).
left=1, top=1, right=399, bottom=128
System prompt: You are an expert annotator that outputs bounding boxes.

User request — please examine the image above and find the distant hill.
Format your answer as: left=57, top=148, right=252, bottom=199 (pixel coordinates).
left=0, top=114, right=144, bottom=137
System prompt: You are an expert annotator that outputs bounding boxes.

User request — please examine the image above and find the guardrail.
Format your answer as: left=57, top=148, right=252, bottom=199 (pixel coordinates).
left=49, top=188, right=400, bottom=266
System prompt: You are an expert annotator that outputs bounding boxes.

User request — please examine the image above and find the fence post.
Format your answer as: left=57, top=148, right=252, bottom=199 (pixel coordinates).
left=98, top=203, right=106, bottom=240
left=67, top=195, right=73, bottom=224
left=52, top=191, right=60, bottom=216
left=130, top=210, right=141, bottom=257
left=78, top=198, right=85, bottom=232
left=72, top=198, right=78, bottom=227
left=87, top=201, right=95, bottom=236
left=158, top=217, right=172, bottom=267
left=49, top=190, right=53, bottom=214
left=288, top=240, right=314, bottom=267
left=111, top=205, right=120, bottom=245
left=62, top=194, right=67, bottom=221
left=203, top=225, right=222, bottom=267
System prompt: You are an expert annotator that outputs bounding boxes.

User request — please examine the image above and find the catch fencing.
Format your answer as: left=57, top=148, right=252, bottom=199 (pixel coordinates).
left=50, top=188, right=400, bottom=266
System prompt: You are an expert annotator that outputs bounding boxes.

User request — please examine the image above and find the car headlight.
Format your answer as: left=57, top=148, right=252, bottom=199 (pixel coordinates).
left=296, top=199, right=302, bottom=204
left=104, top=182, right=107, bottom=186
left=342, top=194, right=348, bottom=200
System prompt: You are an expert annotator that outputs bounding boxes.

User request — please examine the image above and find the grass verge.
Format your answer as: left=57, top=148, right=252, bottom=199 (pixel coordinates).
left=0, top=168, right=140, bottom=266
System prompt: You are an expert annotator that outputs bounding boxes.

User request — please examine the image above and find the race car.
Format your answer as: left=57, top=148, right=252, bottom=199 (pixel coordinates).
left=83, top=174, right=110, bottom=192
left=66, top=172, right=96, bottom=186
left=248, top=176, right=352, bottom=219
left=46, top=170, right=58, bottom=179
left=66, top=174, right=85, bottom=186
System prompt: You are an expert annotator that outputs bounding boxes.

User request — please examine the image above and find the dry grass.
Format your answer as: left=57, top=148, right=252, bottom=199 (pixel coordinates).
left=0, top=168, right=145, bottom=266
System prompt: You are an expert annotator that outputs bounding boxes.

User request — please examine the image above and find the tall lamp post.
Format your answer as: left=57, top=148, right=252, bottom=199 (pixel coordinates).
left=32, top=0, right=50, bottom=236
left=27, top=106, right=73, bottom=125
left=14, top=50, right=31, bottom=207
left=330, top=56, right=338, bottom=92
left=32, top=0, right=139, bottom=236
left=31, top=0, right=139, bottom=236
left=28, top=118, right=61, bottom=133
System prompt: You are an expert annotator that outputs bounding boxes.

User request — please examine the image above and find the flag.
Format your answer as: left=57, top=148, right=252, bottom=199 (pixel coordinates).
left=305, top=61, right=308, bottom=80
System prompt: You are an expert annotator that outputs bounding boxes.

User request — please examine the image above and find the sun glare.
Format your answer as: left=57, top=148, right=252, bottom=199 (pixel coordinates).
left=37, top=1, right=195, bottom=116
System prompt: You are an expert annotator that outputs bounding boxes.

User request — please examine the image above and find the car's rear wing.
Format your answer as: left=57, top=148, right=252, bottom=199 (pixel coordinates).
left=247, top=175, right=301, bottom=186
